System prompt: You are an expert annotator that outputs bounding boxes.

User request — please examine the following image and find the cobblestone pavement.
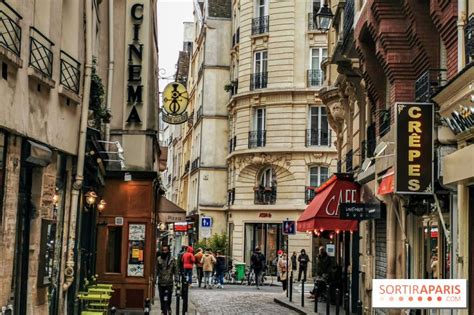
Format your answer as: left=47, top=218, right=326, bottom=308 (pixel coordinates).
left=186, top=285, right=298, bottom=315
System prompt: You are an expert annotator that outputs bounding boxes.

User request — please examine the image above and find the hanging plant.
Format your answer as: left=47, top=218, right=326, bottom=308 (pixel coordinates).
left=89, top=59, right=112, bottom=123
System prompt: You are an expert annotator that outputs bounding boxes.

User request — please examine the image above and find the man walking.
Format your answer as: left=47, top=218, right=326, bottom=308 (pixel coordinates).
left=156, top=244, right=177, bottom=315
left=250, top=247, right=266, bottom=289
left=194, top=248, right=204, bottom=287
left=297, top=249, right=310, bottom=282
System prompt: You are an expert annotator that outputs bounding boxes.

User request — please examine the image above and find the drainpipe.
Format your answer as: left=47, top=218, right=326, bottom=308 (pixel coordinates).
left=105, top=0, right=114, bottom=146
left=63, top=0, right=93, bottom=292
left=458, top=0, right=467, bottom=71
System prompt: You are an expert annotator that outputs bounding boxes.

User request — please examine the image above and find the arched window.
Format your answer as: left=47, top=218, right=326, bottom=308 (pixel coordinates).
left=255, top=167, right=276, bottom=204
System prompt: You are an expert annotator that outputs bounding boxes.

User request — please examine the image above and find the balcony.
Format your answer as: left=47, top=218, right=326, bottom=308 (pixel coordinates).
left=466, top=14, right=474, bottom=64
left=0, top=1, right=22, bottom=58
left=232, top=27, right=240, bottom=47
left=248, top=130, right=266, bottom=148
left=191, top=157, right=199, bottom=172
left=251, top=16, right=269, bottom=35
left=307, top=69, right=323, bottom=87
left=305, top=186, right=317, bottom=204
left=29, top=27, right=54, bottom=78
left=305, top=129, right=331, bottom=147
left=250, top=72, right=267, bottom=90
left=254, top=186, right=276, bottom=205
left=60, top=51, right=81, bottom=94
left=415, top=69, right=447, bottom=102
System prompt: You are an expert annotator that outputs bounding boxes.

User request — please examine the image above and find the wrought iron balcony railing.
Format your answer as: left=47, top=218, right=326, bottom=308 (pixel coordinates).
left=250, top=72, right=267, bottom=90
left=305, top=186, right=317, bottom=204
left=254, top=186, right=276, bottom=205
left=60, top=51, right=81, bottom=94
left=342, top=0, right=354, bottom=49
left=308, top=13, right=317, bottom=31
left=251, top=16, right=269, bottom=35
left=191, top=157, right=199, bottom=172
left=248, top=130, right=266, bottom=148
left=29, top=27, right=54, bottom=78
left=466, top=14, right=474, bottom=64
left=0, top=1, right=22, bottom=57
left=305, top=129, right=331, bottom=147
left=415, top=69, right=447, bottom=102
left=307, top=69, right=323, bottom=87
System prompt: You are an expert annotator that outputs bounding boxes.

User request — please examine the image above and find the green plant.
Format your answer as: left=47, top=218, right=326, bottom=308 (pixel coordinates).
left=195, top=233, right=228, bottom=255
left=89, top=60, right=112, bottom=123
left=224, top=80, right=237, bottom=92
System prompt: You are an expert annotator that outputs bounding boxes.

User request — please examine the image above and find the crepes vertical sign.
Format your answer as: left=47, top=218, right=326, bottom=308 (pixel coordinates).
left=395, top=102, right=434, bottom=194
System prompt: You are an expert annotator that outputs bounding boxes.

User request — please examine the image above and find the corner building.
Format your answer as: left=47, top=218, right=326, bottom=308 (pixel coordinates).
left=226, top=0, right=337, bottom=269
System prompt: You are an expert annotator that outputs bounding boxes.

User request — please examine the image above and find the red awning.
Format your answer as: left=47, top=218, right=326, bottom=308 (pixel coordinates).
left=377, top=169, right=394, bottom=195
left=297, top=175, right=360, bottom=232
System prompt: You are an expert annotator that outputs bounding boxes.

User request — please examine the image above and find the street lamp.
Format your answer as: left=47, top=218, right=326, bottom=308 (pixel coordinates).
left=316, top=1, right=334, bottom=32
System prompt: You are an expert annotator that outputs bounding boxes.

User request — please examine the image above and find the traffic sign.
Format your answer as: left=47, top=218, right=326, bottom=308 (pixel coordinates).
left=282, top=220, right=296, bottom=235
left=201, top=217, right=212, bottom=227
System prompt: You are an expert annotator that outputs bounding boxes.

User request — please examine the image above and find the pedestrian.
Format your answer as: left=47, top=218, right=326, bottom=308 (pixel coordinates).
left=291, top=251, right=297, bottom=277
left=156, top=244, right=177, bottom=315
left=275, top=249, right=283, bottom=281
left=194, top=248, right=204, bottom=287
left=278, top=253, right=289, bottom=293
left=201, top=248, right=216, bottom=289
left=215, top=250, right=226, bottom=288
left=297, top=249, right=310, bottom=282
left=182, top=246, right=195, bottom=286
left=314, top=246, right=332, bottom=299
left=250, top=247, right=266, bottom=289
left=177, top=245, right=188, bottom=275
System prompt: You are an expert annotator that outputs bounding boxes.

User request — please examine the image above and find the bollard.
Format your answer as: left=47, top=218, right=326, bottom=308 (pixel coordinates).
left=289, top=271, right=293, bottom=302
left=313, top=283, right=318, bottom=313
left=344, top=293, right=350, bottom=315
left=175, top=280, right=181, bottom=315
left=357, top=300, right=363, bottom=315
left=335, top=289, right=340, bottom=315
left=301, top=280, right=305, bottom=307
left=110, top=306, right=117, bottom=314
left=144, top=297, right=151, bottom=315
left=182, top=275, right=189, bottom=314
left=326, top=284, right=330, bottom=315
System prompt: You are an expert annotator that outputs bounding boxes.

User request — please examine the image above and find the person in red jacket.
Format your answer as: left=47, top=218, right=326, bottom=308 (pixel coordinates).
left=182, top=246, right=195, bottom=285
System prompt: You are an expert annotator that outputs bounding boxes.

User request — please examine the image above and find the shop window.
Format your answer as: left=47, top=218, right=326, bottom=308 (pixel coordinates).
left=0, top=132, right=6, bottom=225
left=37, top=219, right=56, bottom=287
left=106, top=226, right=123, bottom=273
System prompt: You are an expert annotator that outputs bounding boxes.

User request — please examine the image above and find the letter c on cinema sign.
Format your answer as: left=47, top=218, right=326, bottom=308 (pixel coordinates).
left=408, top=106, right=421, bottom=118
left=131, top=3, right=144, bottom=21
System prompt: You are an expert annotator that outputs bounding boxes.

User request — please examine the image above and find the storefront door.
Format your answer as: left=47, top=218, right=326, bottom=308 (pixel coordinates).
left=244, top=223, right=286, bottom=268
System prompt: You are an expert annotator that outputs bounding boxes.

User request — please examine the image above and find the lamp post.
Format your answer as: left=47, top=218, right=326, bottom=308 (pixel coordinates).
left=316, top=0, right=334, bottom=32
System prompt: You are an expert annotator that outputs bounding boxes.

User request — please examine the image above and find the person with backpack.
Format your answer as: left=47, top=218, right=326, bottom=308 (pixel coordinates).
left=250, top=247, right=266, bottom=289
left=215, top=250, right=226, bottom=289
left=297, top=249, right=310, bottom=282
left=194, top=248, right=204, bottom=287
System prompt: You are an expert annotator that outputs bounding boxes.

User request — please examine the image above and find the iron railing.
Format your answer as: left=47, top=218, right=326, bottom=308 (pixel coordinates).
left=308, top=13, right=318, bottom=31
left=254, top=186, right=276, bottom=205
left=248, top=130, right=266, bottom=148
left=342, top=0, right=354, bottom=50
left=415, top=69, right=447, bottom=102
left=60, top=51, right=81, bottom=94
left=346, top=150, right=353, bottom=172
left=466, top=14, right=474, bottom=63
left=305, top=129, right=331, bottom=146
left=250, top=72, right=267, bottom=90
left=251, top=16, right=269, bottom=35
left=307, top=69, right=323, bottom=87
left=29, top=27, right=54, bottom=78
left=0, top=1, right=22, bottom=57
left=191, top=157, right=199, bottom=172
left=305, top=186, right=317, bottom=204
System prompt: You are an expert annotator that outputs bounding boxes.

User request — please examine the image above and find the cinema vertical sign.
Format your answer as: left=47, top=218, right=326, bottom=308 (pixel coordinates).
left=395, top=102, right=434, bottom=194
left=125, top=1, right=147, bottom=125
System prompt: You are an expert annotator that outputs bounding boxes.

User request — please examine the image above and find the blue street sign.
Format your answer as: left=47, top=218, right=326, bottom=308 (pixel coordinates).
left=201, top=217, right=212, bottom=227
left=282, top=220, right=296, bottom=235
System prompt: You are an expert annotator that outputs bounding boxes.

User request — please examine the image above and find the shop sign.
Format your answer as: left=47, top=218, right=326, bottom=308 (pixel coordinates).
left=339, top=203, right=382, bottom=220
left=259, top=212, right=272, bottom=218
left=372, top=279, right=467, bottom=309
left=161, top=82, right=189, bottom=124
left=174, top=222, right=188, bottom=232
left=395, top=102, right=434, bottom=194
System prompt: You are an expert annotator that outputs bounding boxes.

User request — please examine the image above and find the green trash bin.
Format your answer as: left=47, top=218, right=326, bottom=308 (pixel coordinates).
left=235, top=262, right=246, bottom=281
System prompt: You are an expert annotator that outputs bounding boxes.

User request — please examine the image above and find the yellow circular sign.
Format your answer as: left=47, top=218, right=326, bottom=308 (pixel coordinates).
left=162, top=82, right=189, bottom=116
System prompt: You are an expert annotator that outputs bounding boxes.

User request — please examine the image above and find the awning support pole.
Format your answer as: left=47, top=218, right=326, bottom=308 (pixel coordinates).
left=433, top=194, right=451, bottom=245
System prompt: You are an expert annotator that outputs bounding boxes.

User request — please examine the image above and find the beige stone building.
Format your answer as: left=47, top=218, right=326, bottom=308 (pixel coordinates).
left=226, top=0, right=337, bottom=268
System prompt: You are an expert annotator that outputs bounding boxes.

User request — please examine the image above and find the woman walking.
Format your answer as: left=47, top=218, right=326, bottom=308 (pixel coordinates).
left=278, top=253, right=289, bottom=293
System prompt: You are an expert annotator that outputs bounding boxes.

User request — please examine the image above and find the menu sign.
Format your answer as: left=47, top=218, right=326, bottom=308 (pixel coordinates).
left=395, top=103, right=434, bottom=194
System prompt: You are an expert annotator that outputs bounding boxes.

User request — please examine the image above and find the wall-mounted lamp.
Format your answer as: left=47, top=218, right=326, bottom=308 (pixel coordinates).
left=85, top=191, right=98, bottom=206
left=316, top=0, right=334, bottom=32
left=97, top=199, right=107, bottom=213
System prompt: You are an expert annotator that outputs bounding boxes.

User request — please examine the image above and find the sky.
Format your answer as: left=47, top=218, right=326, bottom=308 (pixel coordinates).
left=157, top=0, right=194, bottom=94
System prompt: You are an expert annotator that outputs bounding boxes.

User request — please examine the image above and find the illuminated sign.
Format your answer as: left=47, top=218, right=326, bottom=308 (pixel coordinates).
left=161, top=82, right=189, bottom=124
left=395, top=102, right=434, bottom=194
left=372, top=279, right=467, bottom=309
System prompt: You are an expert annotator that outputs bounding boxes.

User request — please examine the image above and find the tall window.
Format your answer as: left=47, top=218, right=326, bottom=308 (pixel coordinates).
left=313, top=0, right=321, bottom=13
left=309, top=166, right=329, bottom=187
left=256, top=0, right=267, bottom=17
left=106, top=226, right=123, bottom=273
left=308, top=48, right=327, bottom=86
left=307, top=106, right=329, bottom=146
left=254, top=107, right=266, bottom=132
left=259, top=167, right=274, bottom=187
left=252, top=51, right=268, bottom=89
left=249, top=107, right=266, bottom=148
left=255, top=167, right=276, bottom=204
